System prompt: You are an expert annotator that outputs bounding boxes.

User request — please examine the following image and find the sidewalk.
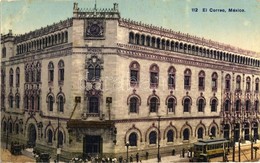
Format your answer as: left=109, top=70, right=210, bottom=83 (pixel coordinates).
left=141, top=155, right=190, bottom=163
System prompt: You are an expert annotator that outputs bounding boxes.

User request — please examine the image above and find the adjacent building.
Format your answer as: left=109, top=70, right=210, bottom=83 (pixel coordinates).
left=1, top=3, right=260, bottom=160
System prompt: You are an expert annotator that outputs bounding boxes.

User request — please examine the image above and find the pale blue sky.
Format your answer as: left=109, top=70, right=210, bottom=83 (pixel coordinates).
left=1, top=0, right=260, bottom=52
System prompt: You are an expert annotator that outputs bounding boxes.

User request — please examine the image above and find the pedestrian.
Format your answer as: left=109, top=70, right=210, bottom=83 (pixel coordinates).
left=136, top=152, right=139, bottom=162
left=119, top=156, right=123, bottom=163
left=130, top=155, right=133, bottom=162
left=182, top=148, right=185, bottom=158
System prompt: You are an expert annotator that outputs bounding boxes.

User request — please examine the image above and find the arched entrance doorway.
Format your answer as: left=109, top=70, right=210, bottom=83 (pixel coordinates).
left=27, top=124, right=37, bottom=147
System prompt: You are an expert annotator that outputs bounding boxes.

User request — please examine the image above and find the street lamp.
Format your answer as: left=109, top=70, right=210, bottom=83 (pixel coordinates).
left=157, top=116, right=161, bottom=162
left=126, top=141, right=129, bottom=162
left=6, top=122, right=9, bottom=149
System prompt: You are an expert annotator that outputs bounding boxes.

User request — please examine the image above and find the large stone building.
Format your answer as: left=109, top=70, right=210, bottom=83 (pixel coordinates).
left=1, top=2, right=260, bottom=161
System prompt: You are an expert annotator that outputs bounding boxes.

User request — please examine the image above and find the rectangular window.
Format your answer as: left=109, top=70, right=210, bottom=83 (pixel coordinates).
left=184, top=76, right=190, bottom=89
left=168, top=74, right=175, bottom=88
left=59, top=69, right=64, bottom=81
left=150, top=72, right=158, bottom=86
left=225, top=80, right=230, bottom=90
left=212, top=79, right=217, bottom=90
left=49, top=70, right=54, bottom=82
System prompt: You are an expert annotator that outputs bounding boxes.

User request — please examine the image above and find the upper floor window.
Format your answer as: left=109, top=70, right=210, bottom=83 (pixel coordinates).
left=235, top=100, right=241, bottom=112
left=167, top=97, right=176, bottom=113
left=150, top=97, right=159, bottom=113
left=197, top=127, right=204, bottom=139
left=167, top=130, right=174, bottom=142
left=15, top=95, right=20, bottom=109
left=198, top=71, right=205, bottom=91
left=150, top=64, right=159, bottom=88
left=129, top=132, right=137, bottom=146
left=129, top=32, right=134, bottom=44
left=58, top=131, right=64, bottom=146
left=236, top=75, right=241, bottom=91
left=255, top=78, right=259, bottom=92
left=246, top=77, right=251, bottom=91
left=88, top=96, right=99, bottom=113
left=197, top=98, right=205, bottom=112
left=211, top=72, right=218, bottom=91
left=183, top=97, right=191, bottom=112
left=57, top=95, right=65, bottom=112
left=1, top=69, right=5, bottom=85
left=2, top=47, right=6, bottom=58
left=211, top=98, right=218, bottom=112
left=184, top=69, right=191, bottom=90
left=225, top=74, right=231, bottom=91
left=168, top=66, right=176, bottom=89
left=24, top=95, right=29, bottom=110
left=9, top=68, right=14, bottom=87
left=58, top=60, right=65, bottom=84
left=129, top=61, right=140, bottom=86
left=47, top=129, right=53, bottom=143
left=88, top=64, right=101, bottom=81
left=36, top=62, right=41, bottom=82
left=48, top=62, right=54, bottom=83
left=15, top=67, right=20, bottom=87
left=36, top=95, right=40, bottom=111
left=245, top=100, right=251, bottom=112
left=255, top=100, right=259, bottom=112
left=9, top=95, right=14, bottom=108
left=224, top=100, right=230, bottom=112
left=47, top=95, right=54, bottom=111
left=129, top=97, right=139, bottom=113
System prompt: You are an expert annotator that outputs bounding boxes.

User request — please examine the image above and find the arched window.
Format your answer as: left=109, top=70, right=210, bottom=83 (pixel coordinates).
left=58, top=131, right=64, bottom=146
left=129, top=32, right=134, bottom=44
left=224, top=100, right=230, bottom=112
left=58, top=95, right=64, bottom=112
left=150, top=97, right=158, bottom=113
left=31, top=96, right=34, bottom=111
left=211, top=72, right=218, bottom=91
left=9, top=122, right=13, bottom=134
left=89, top=96, right=99, bottom=113
left=210, top=126, right=216, bottom=137
left=15, top=95, right=20, bottom=109
left=36, top=62, right=41, bottom=82
left=135, top=34, right=140, bottom=45
left=16, top=67, right=20, bottom=87
left=246, top=77, right=251, bottom=91
left=48, top=62, right=54, bottom=83
left=197, top=127, right=204, bottom=139
left=9, top=95, right=14, bottom=108
left=2, top=47, right=6, bottom=57
left=146, top=36, right=151, bottom=46
left=24, top=95, right=29, bottom=110
left=245, top=100, right=251, bottom=112
left=255, top=78, right=259, bottom=92
left=47, top=129, right=53, bottom=143
left=197, top=98, right=205, bottom=112
left=167, top=98, right=175, bottom=113
left=88, top=64, right=101, bottom=81
left=9, top=68, right=14, bottom=87
left=129, top=61, right=140, bottom=86
left=225, top=74, right=231, bottom=91
left=58, top=60, right=65, bottom=84
left=3, top=121, right=7, bottom=132
left=236, top=75, right=241, bottom=91
left=36, top=95, right=40, bottom=111
left=184, top=69, right=191, bottom=90
left=149, top=131, right=157, bottom=144
left=198, top=71, right=205, bottom=91
left=235, top=100, right=241, bottom=112
left=168, top=66, right=176, bottom=89
left=150, top=64, right=159, bottom=87
left=211, top=99, right=217, bottom=112
left=255, top=100, right=259, bottom=112
left=183, top=128, right=190, bottom=140
left=15, top=123, right=19, bottom=134
left=167, top=130, right=174, bottom=142
left=48, top=95, right=54, bottom=111
left=129, top=132, right=137, bottom=146
left=130, top=97, right=138, bottom=113
left=183, top=98, right=191, bottom=112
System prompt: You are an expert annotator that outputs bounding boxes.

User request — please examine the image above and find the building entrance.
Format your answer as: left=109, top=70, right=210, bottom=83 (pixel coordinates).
left=83, top=135, right=102, bottom=157
left=28, top=124, right=37, bottom=147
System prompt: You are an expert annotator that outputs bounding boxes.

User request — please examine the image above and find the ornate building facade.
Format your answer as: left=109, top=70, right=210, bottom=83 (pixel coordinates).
left=1, top=3, right=260, bottom=160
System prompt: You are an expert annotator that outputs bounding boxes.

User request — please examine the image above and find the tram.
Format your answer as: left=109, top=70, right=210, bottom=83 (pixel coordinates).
left=192, top=138, right=230, bottom=162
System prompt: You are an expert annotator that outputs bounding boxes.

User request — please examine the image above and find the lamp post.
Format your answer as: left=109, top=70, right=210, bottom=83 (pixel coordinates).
left=157, top=116, right=161, bottom=162
left=126, top=141, right=129, bottom=162
left=57, top=117, right=60, bottom=163
left=6, top=122, right=9, bottom=149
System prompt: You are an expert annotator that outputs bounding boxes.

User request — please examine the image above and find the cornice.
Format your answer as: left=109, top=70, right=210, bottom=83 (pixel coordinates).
left=117, top=43, right=260, bottom=75
left=119, top=18, right=259, bottom=58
